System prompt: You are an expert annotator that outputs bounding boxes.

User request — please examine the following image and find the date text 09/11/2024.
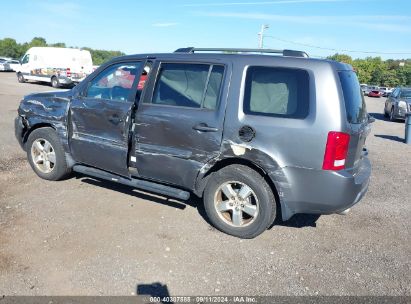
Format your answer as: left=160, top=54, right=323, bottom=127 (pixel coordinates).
left=148, top=296, right=257, bottom=303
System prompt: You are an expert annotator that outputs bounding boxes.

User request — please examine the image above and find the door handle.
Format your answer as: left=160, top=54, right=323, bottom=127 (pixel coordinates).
left=193, top=123, right=218, bottom=132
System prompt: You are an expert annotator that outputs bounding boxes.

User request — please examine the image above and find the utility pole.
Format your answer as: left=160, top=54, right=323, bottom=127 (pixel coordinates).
left=258, top=24, right=269, bottom=48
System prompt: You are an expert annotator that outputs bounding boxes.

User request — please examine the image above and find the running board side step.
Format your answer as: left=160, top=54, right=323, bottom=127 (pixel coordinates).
left=73, top=165, right=190, bottom=200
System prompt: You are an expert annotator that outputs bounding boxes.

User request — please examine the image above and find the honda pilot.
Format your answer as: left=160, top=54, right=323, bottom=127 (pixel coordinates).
left=15, top=48, right=372, bottom=238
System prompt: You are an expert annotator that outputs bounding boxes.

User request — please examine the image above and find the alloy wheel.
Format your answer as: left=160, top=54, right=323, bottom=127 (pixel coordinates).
left=30, top=138, right=56, bottom=173
left=214, top=181, right=259, bottom=227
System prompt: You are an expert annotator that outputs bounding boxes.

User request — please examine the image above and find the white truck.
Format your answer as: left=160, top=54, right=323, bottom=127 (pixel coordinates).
left=16, top=47, right=93, bottom=87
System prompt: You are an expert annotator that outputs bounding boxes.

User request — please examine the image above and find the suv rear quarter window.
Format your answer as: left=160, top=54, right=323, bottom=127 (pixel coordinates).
left=243, top=66, right=309, bottom=119
left=338, top=71, right=367, bottom=124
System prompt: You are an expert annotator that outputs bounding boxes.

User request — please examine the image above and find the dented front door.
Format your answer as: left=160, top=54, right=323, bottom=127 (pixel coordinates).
left=69, top=61, right=143, bottom=176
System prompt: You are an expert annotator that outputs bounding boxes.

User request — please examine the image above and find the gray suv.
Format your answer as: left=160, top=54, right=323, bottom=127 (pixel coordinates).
left=15, top=48, right=372, bottom=238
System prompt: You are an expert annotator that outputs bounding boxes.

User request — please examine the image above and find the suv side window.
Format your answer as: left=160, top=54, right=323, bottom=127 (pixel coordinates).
left=151, top=63, right=224, bottom=110
left=86, top=62, right=141, bottom=102
left=243, top=66, right=309, bottom=118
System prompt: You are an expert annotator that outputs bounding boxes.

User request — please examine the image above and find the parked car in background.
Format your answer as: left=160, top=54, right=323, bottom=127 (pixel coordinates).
left=0, top=58, right=11, bottom=71
left=16, top=47, right=93, bottom=88
left=379, top=87, right=393, bottom=97
left=368, top=90, right=381, bottom=97
left=384, top=87, right=411, bottom=121
left=364, top=85, right=379, bottom=96
left=4, top=59, right=20, bottom=71
left=14, top=47, right=372, bottom=238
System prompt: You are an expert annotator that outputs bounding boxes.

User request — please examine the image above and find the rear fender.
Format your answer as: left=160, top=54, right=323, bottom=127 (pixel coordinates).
left=195, top=140, right=293, bottom=221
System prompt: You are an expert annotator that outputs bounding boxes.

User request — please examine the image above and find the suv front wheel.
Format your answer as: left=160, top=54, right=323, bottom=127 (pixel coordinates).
left=203, top=165, right=276, bottom=238
left=27, top=127, right=71, bottom=181
left=17, top=73, right=25, bottom=83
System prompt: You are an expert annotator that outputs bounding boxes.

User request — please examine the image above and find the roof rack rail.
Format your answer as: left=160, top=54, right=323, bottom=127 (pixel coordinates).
left=174, top=47, right=309, bottom=58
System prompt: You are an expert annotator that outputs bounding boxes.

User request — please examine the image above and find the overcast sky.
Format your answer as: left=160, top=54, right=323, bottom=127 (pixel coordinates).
left=1, top=0, right=410, bottom=59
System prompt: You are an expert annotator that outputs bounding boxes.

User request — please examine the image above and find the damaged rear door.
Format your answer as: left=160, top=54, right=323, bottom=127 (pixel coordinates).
left=69, top=61, right=144, bottom=176
left=133, top=60, right=229, bottom=189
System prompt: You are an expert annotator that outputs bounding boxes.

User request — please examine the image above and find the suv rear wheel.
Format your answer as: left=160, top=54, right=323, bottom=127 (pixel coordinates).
left=27, top=128, right=71, bottom=181
left=203, top=165, right=276, bottom=238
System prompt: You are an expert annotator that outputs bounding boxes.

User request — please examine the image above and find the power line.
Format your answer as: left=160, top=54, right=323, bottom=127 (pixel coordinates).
left=264, top=35, right=411, bottom=55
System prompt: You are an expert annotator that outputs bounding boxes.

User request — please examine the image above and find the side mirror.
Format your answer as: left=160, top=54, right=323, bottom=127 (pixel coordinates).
left=368, top=114, right=375, bottom=123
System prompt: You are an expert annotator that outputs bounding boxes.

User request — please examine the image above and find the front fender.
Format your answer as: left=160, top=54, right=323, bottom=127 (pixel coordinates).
left=17, top=92, right=71, bottom=152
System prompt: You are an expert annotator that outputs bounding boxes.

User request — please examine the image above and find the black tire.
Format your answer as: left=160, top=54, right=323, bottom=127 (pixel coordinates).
left=203, top=165, right=276, bottom=239
left=17, top=73, right=25, bottom=83
left=51, top=76, right=60, bottom=88
left=26, top=127, right=71, bottom=181
left=389, top=107, right=396, bottom=122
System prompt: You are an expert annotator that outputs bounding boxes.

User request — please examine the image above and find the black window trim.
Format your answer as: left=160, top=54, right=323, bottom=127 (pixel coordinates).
left=143, top=61, right=226, bottom=112
left=242, top=65, right=310, bottom=119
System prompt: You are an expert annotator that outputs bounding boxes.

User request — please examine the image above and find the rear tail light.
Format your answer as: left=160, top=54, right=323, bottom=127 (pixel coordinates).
left=66, top=68, right=71, bottom=77
left=322, top=131, right=350, bottom=170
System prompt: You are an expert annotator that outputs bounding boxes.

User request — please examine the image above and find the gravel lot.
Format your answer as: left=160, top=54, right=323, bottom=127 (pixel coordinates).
left=0, top=72, right=410, bottom=296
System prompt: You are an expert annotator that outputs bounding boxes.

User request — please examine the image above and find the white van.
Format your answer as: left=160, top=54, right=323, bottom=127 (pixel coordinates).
left=16, top=47, right=93, bottom=87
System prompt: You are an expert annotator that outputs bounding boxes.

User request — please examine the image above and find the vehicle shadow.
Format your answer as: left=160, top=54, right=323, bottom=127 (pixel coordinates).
left=76, top=174, right=320, bottom=231
left=136, top=282, right=172, bottom=303
left=272, top=214, right=320, bottom=229
left=368, top=112, right=387, bottom=121
left=374, top=134, right=404, bottom=143
left=23, top=80, right=74, bottom=89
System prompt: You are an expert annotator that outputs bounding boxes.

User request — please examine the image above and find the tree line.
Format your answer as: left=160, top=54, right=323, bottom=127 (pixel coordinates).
left=327, top=54, right=411, bottom=87
left=0, top=37, right=125, bottom=66
left=1, top=37, right=410, bottom=86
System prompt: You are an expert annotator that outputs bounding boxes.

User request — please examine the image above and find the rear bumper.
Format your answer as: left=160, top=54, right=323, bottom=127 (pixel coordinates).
left=58, top=77, right=74, bottom=84
left=272, top=157, right=371, bottom=220
left=55, top=77, right=83, bottom=85
left=59, top=76, right=86, bottom=84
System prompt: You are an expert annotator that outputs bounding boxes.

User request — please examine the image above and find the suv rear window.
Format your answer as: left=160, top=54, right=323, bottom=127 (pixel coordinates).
left=338, top=71, right=367, bottom=124
left=243, top=66, right=309, bottom=118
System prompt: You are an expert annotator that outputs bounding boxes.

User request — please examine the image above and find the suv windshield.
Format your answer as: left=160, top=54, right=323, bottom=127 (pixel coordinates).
left=338, top=71, right=367, bottom=124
